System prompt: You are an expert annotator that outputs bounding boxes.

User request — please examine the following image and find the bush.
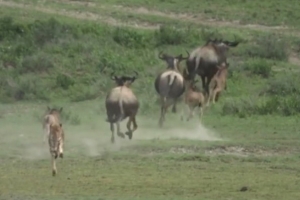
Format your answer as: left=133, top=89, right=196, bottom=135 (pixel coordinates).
left=242, top=58, right=272, bottom=78
left=112, top=27, right=152, bottom=49
left=154, top=25, right=204, bottom=46
left=30, top=18, right=72, bottom=46
left=221, top=95, right=300, bottom=117
left=0, top=16, right=28, bottom=41
left=20, top=53, right=54, bottom=74
left=260, top=74, right=300, bottom=96
left=221, top=98, right=261, bottom=118
left=242, top=34, right=288, bottom=61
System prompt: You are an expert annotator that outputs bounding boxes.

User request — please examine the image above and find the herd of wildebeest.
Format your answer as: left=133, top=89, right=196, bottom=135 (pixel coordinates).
left=42, top=38, right=239, bottom=176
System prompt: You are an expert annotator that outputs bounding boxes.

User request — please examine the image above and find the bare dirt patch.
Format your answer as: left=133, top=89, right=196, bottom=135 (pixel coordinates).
left=0, top=0, right=157, bottom=29
left=3, top=0, right=300, bottom=36
left=288, top=52, right=300, bottom=66
left=205, top=145, right=295, bottom=157
left=111, top=5, right=298, bottom=34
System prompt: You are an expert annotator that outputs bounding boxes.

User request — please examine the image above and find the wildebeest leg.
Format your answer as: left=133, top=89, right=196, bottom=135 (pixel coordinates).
left=125, top=116, right=137, bottom=140
left=171, top=100, right=177, bottom=113
left=44, top=124, right=50, bottom=144
left=58, top=140, right=63, bottom=158
left=159, top=105, right=165, bottom=127
left=159, top=97, right=166, bottom=127
left=198, top=106, right=203, bottom=122
left=180, top=103, right=188, bottom=121
left=116, top=119, right=125, bottom=139
left=51, top=154, right=57, bottom=176
left=200, top=75, right=206, bottom=91
left=187, top=105, right=195, bottom=121
left=110, top=122, right=115, bottom=144
left=205, top=76, right=213, bottom=106
left=212, top=87, right=221, bottom=104
left=215, top=91, right=221, bottom=102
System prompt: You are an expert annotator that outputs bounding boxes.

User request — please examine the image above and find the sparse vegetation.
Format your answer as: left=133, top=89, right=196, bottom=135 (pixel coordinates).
left=1, top=0, right=300, bottom=200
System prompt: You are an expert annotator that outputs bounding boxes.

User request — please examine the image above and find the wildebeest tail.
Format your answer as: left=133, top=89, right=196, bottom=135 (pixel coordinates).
left=106, top=116, right=119, bottom=123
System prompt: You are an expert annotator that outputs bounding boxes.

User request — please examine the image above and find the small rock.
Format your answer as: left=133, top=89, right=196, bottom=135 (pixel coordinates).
left=240, top=186, right=248, bottom=192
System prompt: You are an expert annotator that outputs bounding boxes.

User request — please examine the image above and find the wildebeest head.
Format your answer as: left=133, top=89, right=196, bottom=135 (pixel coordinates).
left=187, top=79, right=201, bottom=92
left=47, top=106, right=63, bottom=115
left=206, top=38, right=239, bottom=52
left=217, top=61, right=230, bottom=71
left=158, top=51, right=190, bottom=71
left=111, top=71, right=139, bottom=87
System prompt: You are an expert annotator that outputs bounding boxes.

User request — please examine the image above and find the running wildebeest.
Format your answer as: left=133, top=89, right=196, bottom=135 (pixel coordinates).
left=208, top=61, right=229, bottom=105
left=43, top=107, right=63, bottom=144
left=154, top=51, right=189, bottom=127
left=181, top=78, right=207, bottom=122
left=48, top=123, right=64, bottom=176
left=185, top=38, right=239, bottom=100
left=105, top=71, right=139, bottom=143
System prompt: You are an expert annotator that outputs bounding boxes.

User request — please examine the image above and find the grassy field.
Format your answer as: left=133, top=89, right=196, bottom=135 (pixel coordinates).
left=1, top=0, right=300, bottom=199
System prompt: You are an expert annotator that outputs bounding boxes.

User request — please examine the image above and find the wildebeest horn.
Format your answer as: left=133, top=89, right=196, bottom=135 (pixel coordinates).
left=177, top=50, right=190, bottom=61
left=132, top=71, right=139, bottom=79
left=223, top=36, right=239, bottom=47
left=158, top=51, right=166, bottom=60
left=183, top=50, right=190, bottom=59
left=110, top=72, right=116, bottom=80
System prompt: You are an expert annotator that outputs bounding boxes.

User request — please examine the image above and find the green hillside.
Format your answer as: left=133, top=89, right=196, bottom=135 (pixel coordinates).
left=0, top=0, right=300, bottom=199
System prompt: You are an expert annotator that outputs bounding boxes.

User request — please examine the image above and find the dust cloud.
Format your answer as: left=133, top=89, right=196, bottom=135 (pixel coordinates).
left=0, top=114, right=223, bottom=160
left=135, top=121, right=222, bottom=141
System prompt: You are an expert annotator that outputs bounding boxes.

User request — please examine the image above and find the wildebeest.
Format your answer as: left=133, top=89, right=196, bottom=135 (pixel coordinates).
left=154, top=51, right=189, bottom=127
left=181, top=79, right=206, bottom=122
left=48, top=123, right=64, bottom=176
left=105, top=71, right=139, bottom=143
left=185, top=38, right=239, bottom=98
left=208, top=61, right=229, bottom=105
left=43, top=107, right=63, bottom=144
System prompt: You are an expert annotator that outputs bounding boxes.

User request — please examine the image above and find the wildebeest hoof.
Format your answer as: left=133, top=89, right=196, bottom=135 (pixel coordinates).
left=117, top=132, right=125, bottom=138
left=59, top=153, right=63, bottom=158
left=125, top=131, right=133, bottom=140
left=172, top=107, right=176, bottom=113
left=52, top=170, right=56, bottom=176
left=54, top=153, right=58, bottom=159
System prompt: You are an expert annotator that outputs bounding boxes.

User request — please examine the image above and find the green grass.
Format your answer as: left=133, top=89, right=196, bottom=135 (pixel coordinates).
left=1, top=0, right=300, bottom=199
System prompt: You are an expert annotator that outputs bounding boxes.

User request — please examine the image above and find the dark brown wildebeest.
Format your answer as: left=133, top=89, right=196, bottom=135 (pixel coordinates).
left=184, top=38, right=239, bottom=100
left=181, top=78, right=207, bottom=122
left=105, top=71, right=139, bottom=143
left=154, top=51, right=189, bottom=127
left=208, top=61, right=229, bottom=105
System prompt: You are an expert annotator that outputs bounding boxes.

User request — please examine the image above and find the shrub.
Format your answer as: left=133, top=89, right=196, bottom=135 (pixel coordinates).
left=260, top=74, right=300, bottom=96
left=30, top=18, right=72, bottom=46
left=20, top=53, right=54, bottom=74
left=242, top=58, right=272, bottom=78
left=243, top=34, right=288, bottom=61
left=0, top=16, right=28, bottom=41
left=112, top=27, right=152, bottom=49
left=221, top=98, right=261, bottom=118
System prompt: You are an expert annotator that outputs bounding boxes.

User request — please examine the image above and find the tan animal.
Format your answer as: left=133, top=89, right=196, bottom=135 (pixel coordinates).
left=154, top=51, right=189, bottom=127
left=105, top=71, right=139, bottom=143
left=208, top=62, right=229, bottom=105
left=42, top=107, right=63, bottom=143
left=48, top=123, right=64, bottom=176
left=181, top=79, right=207, bottom=122
left=184, top=38, right=239, bottom=97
